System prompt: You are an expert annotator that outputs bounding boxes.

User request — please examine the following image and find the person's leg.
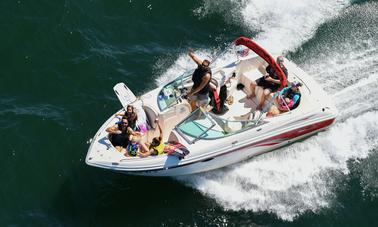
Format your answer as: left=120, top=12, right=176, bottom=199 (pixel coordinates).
left=248, top=81, right=257, bottom=98
left=140, top=143, right=150, bottom=153
left=188, top=94, right=199, bottom=112
left=115, top=146, right=123, bottom=152
left=257, top=88, right=271, bottom=110
left=197, top=94, right=210, bottom=110
left=138, top=149, right=151, bottom=157
left=123, top=147, right=130, bottom=157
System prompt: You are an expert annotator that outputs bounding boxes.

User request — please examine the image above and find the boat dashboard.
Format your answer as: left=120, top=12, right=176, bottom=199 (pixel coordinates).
left=157, top=71, right=193, bottom=111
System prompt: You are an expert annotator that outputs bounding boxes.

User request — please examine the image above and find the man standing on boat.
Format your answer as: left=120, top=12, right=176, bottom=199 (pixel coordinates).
left=187, top=49, right=212, bottom=111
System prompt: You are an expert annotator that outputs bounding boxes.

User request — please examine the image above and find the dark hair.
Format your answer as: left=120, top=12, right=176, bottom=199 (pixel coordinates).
left=151, top=137, right=161, bottom=147
left=126, top=105, right=134, bottom=111
left=292, top=82, right=303, bottom=87
left=202, top=59, right=210, bottom=66
left=236, top=83, right=245, bottom=90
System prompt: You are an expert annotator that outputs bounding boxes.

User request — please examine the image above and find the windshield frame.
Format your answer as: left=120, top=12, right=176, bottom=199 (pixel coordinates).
left=157, top=70, right=193, bottom=111
left=175, top=108, right=266, bottom=144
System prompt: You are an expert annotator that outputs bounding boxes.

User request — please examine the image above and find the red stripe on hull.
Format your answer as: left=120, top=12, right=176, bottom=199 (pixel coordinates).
left=118, top=119, right=336, bottom=173
left=207, top=118, right=336, bottom=161
left=252, top=118, right=336, bottom=147
left=258, top=142, right=280, bottom=147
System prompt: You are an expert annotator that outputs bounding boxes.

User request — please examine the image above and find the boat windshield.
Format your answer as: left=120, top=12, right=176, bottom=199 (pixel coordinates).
left=157, top=71, right=193, bottom=111
left=176, top=108, right=266, bottom=144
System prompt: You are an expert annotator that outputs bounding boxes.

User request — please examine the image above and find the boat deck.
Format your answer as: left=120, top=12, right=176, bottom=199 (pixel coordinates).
left=87, top=56, right=319, bottom=164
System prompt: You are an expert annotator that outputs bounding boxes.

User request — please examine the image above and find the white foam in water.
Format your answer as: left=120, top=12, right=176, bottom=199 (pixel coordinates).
left=156, top=0, right=351, bottom=84
left=180, top=112, right=378, bottom=220
left=154, top=49, right=214, bottom=86
left=154, top=0, right=378, bottom=221
left=300, top=43, right=378, bottom=122
left=194, top=0, right=349, bottom=53
left=243, top=0, right=349, bottom=53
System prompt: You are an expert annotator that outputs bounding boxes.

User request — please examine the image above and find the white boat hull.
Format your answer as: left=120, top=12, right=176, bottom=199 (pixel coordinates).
left=121, top=125, right=331, bottom=176
left=86, top=48, right=337, bottom=177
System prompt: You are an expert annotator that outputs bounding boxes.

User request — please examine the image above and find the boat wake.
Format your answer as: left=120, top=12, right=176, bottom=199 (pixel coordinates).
left=178, top=111, right=378, bottom=220
left=194, top=0, right=349, bottom=53
left=155, top=0, right=378, bottom=221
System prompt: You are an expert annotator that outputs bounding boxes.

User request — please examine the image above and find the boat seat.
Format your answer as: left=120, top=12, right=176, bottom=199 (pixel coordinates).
left=144, top=106, right=157, bottom=129
left=239, top=68, right=273, bottom=105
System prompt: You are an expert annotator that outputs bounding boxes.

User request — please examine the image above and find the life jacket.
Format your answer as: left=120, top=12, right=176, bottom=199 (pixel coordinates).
left=291, top=93, right=301, bottom=110
left=284, top=88, right=301, bottom=110
left=284, top=88, right=294, bottom=98
left=127, top=143, right=139, bottom=156
left=192, top=65, right=212, bottom=95
left=149, top=138, right=165, bottom=155
left=211, top=84, right=228, bottom=114
left=154, top=142, right=165, bottom=155
left=212, top=89, right=221, bottom=112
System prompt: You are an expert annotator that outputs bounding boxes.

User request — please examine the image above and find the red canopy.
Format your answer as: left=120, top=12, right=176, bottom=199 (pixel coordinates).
left=234, top=36, right=287, bottom=89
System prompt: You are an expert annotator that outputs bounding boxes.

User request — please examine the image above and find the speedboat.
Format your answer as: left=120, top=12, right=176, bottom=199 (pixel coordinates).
left=86, top=37, right=337, bottom=177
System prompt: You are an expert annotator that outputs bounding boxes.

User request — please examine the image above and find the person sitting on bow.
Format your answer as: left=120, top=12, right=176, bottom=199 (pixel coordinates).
left=106, top=118, right=141, bottom=152
left=115, top=105, right=138, bottom=130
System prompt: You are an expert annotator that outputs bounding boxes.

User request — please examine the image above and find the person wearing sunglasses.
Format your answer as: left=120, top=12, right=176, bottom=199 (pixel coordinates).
left=106, top=117, right=141, bottom=152
left=115, top=105, right=138, bottom=131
